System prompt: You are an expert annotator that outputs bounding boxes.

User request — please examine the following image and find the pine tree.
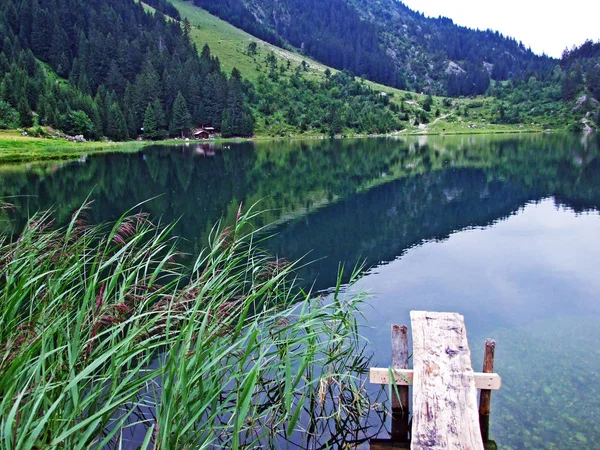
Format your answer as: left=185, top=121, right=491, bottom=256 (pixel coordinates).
left=17, top=97, right=32, bottom=127
left=182, top=18, right=192, bottom=45
left=126, top=108, right=138, bottom=139
left=220, top=109, right=232, bottom=138
left=222, top=68, right=254, bottom=137
left=423, top=95, right=433, bottom=112
left=0, top=100, right=19, bottom=129
left=106, top=102, right=128, bottom=141
left=105, top=61, right=126, bottom=95
left=169, top=92, right=192, bottom=138
left=143, top=103, right=157, bottom=139
left=328, top=104, right=343, bottom=137
left=153, top=99, right=167, bottom=136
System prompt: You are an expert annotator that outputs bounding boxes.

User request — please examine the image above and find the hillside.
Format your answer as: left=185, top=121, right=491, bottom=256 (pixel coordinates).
left=171, top=0, right=600, bottom=133
left=189, top=0, right=555, bottom=95
left=0, top=0, right=256, bottom=141
left=168, top=0, right=592, bottom=135
left=167, top=0, right=330, bottom=81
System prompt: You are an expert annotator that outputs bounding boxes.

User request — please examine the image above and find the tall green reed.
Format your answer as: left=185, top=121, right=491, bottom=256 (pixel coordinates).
left=0, top=201, right=382, bottom=449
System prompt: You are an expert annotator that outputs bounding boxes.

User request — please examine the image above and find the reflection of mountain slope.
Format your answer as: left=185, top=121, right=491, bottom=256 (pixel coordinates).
left=265, top=168, right=553, bottom=292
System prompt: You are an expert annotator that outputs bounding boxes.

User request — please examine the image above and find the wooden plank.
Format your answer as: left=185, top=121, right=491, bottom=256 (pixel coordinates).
left=479, top=339, right=496, bottom=442
left=391, top=324, right=410, bottom=441
left=369, top=368, right=502, bottom=390
left=410, top=311, right=484, bottom=450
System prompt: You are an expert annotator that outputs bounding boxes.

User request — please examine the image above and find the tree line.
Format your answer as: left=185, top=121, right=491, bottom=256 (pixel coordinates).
left=0, top=0, right=255, bottom=139
left=250, top=65, right=402, bottom=136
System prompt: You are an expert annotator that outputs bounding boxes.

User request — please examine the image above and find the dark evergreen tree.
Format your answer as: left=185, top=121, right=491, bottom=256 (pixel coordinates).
left=0, top=100, right=19, bottom=128
left=328, top=105, right=343, bottom=137
left=170, top=92, right=192, bottom=138
left=221, top=68, right=254, bottom=137
left=17, top=97, right=32, bottom=127
left=106, top=102, right=128, bottom=141
left=423, top=95, right=433, bottom=112
left=143, top=103, right=157, bottom=139
left=63, top=110, right=95, bottom=138
left=562, top=68, right=583, bottom=101
left=153, top=99, right=167, bottom=136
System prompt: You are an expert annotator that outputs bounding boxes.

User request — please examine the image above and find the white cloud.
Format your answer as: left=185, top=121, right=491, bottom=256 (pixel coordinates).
left=400, top=0, right=600, bottom=58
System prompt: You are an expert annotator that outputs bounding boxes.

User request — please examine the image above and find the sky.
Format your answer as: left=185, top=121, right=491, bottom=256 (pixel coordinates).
left=400, top=0, right=600, bottom=58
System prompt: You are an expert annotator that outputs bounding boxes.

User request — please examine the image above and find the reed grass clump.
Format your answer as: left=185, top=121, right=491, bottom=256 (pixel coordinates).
left=0, top=202, right=379, bottom=449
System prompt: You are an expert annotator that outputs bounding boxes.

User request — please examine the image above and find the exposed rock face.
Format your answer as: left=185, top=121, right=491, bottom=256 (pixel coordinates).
left=445, top=61, right=465, bottom=75
left=572, top=95, right=600, bottom=111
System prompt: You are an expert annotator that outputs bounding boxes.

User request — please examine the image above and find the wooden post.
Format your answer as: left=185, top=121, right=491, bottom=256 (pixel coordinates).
left=479, top=339, right=496, bottom=442
left=390, top=324, right=409, bottom=441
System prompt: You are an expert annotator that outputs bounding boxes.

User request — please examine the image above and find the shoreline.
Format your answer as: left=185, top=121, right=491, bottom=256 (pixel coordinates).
left=0, top=126, right=565, bottom=164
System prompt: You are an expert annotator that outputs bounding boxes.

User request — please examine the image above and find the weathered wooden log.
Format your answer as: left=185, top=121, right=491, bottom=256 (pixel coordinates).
left=391, top=324, right=410, bottom=441
left=410, top=311, right=484, bottom=450
left=479, top=339, right=496, bottom=442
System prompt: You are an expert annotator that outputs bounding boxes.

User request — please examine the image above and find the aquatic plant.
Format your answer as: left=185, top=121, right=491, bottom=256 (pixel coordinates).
left=0, top=202, right=381, bottom=449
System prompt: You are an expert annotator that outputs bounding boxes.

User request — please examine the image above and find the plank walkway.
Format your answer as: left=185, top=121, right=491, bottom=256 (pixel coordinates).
left=369, top=311, right=501, bottom=450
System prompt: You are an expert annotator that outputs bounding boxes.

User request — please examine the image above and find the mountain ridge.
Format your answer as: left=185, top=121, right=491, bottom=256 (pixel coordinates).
left=190, top=0, right=555, bottom=95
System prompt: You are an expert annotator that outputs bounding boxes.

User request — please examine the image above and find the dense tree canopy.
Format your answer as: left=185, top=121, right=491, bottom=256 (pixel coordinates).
left=0, top=0, right=255, bottom=139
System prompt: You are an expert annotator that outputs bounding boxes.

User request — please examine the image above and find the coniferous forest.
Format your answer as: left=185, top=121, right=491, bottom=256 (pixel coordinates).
left=0, top=0, right=255, bottom=140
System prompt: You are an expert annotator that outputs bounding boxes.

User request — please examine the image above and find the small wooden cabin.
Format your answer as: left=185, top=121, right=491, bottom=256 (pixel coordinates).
left=192, top=127, right=215, bottom=140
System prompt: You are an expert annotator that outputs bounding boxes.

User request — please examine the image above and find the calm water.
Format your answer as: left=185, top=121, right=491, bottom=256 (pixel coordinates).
left=1, top=133, right=599, bottom=449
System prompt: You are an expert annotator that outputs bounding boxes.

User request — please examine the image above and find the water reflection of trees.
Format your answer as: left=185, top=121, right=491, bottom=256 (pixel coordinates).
left=1, top=133, right=599, bottom=275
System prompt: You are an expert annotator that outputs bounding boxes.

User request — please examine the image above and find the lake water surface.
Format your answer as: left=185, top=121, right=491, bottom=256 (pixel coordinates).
left=1, top=133, right=599, bottom=449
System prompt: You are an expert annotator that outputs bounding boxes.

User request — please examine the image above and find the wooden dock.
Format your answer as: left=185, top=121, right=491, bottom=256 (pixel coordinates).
left=369, top=311, right=501, bottom=450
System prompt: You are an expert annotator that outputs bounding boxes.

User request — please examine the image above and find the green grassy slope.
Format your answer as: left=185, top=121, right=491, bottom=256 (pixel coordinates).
left=168, top=0, right=330, bottom=82
left=166, top=0, right=547, bottom=135
left=168, top=0, right=423, bottom=99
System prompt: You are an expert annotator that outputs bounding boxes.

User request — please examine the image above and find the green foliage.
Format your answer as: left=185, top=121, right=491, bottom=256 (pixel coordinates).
left=328, top=104, right=344, bottom=137
left=63, top=110, right=95, bottom=138
left=423, top=95, right=433, bottom=112
left=106, top=102, right=128, bottom=141
left=143, top=103, right=157, bottom=139
left=221, top=69, right=254, bottom=137
left=247, top=41, right=258, bottom=56
left=0, top=204, right=376, bottom=448
left=253, top=70, right=402, bottom=136
left=568, top=120, right=584, bottom=132
left=170, top=92, right=193, bottom=138
left=0, top=0, right=254, bottom=141
left=17, top=97, right=32, bottom=127
left=0, top=101, right=19, bottom=129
